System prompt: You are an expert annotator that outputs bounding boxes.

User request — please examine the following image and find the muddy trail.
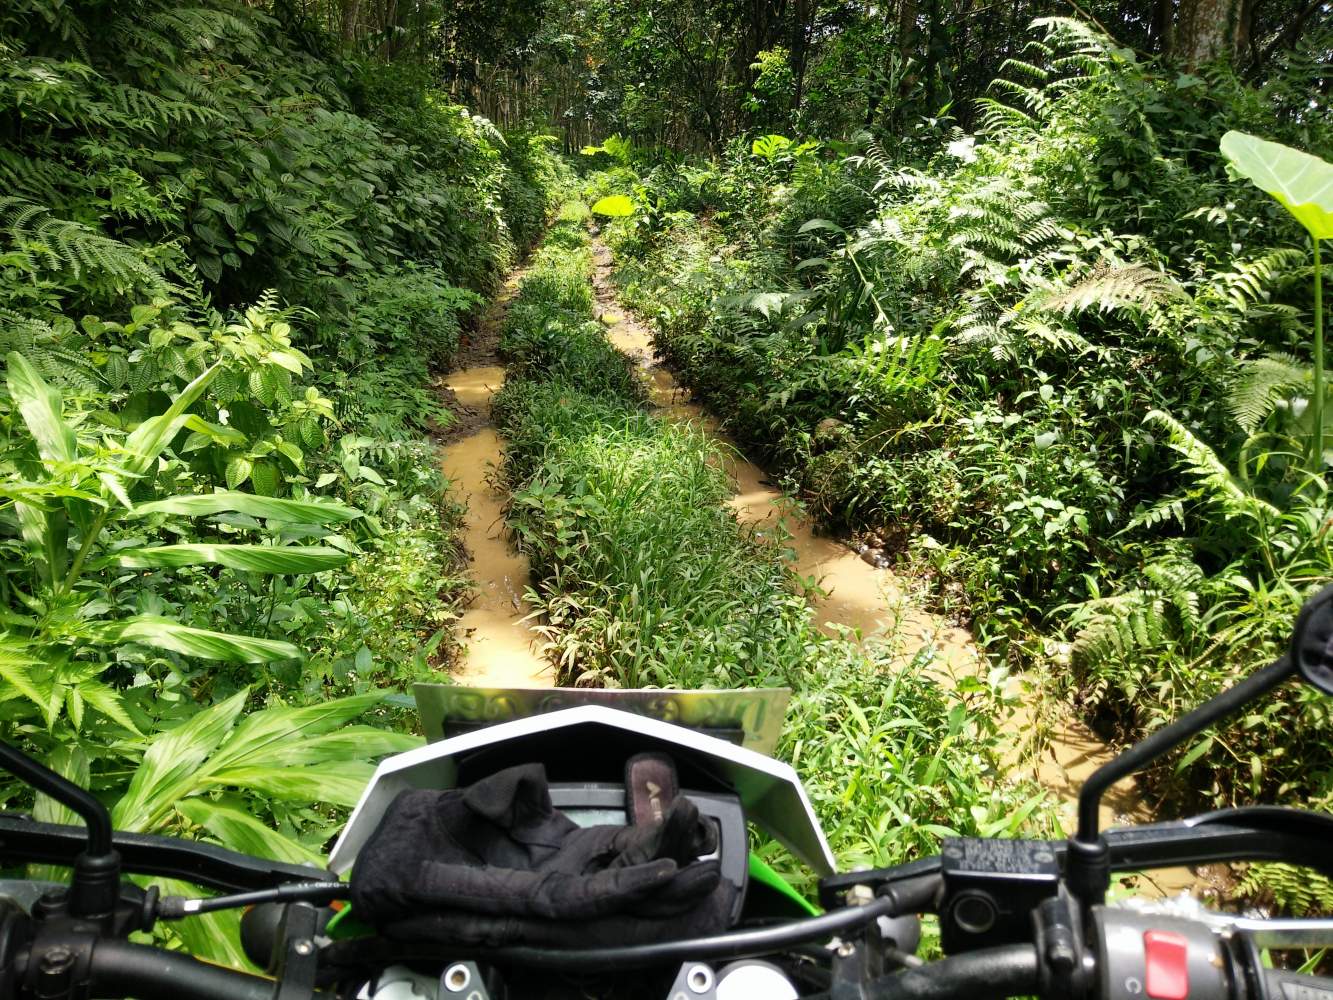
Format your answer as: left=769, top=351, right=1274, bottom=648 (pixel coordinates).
left=438, top=268, right=553, bottom=689
left=436, top=231, right=1194, bottom=891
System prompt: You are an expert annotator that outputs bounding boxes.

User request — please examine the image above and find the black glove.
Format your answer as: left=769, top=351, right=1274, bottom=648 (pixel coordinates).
left=349, top=762, right=736, bottom=947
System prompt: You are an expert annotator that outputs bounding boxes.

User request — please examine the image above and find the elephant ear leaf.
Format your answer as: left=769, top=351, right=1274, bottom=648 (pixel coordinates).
left=591, top=195, right=634, bottom=217
left=1221, top=131, right=1333, bottom=240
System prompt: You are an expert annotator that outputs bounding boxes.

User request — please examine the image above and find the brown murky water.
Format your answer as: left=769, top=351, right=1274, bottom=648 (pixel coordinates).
left=439, top=280, right=553, bottom=689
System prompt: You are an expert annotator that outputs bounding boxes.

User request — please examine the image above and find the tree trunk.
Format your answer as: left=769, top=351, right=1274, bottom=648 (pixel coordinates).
left=1150, top=0, right=1174, bottom=55
left=1173, top=0, right=1243, bottom=68
left=339, top=0, right=362, bottom=45
left=790, top=0, right=812, bottom=111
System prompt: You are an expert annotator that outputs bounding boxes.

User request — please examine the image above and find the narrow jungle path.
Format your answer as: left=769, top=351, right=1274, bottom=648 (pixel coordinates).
left=588, top=233, right=1195, bottom=882
left=438, top=268, right=553, bottom=689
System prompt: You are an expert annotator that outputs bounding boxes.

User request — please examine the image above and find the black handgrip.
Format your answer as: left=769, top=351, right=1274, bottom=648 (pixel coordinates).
left=79, top=939, right=315, bottom=1000
left=1263, top=968, right=1333, bottom=1000
left=865, top=945, right=1040, bottom=999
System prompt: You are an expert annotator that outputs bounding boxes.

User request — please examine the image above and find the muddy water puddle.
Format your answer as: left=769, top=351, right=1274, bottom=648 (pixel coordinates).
left=595, top=241, right=1200, bottom=895
left=439, top=295, right=552, bottom=688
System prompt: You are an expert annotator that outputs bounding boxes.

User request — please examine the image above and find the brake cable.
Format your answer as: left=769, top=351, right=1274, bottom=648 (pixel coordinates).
left=156, top=881, right=349, bottom=919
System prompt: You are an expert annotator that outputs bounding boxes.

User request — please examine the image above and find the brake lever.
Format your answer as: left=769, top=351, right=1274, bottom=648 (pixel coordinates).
left=1099, top=806, right=1333, bottom=878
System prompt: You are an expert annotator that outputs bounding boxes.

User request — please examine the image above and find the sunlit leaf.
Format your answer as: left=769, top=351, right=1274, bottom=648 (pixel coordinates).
left=175, top=799, right=325, bottom=867
left=96, top=616, right=302, bottom=663
left=116, top=543, right=349, bottom=574
left=123, top=361, right=222, bottom=475
left=5, top=352, right=76, bottom=465
left=131, top=491, right=362, bottom=524
left=207, top=764, right=375, bottom=808
left=0, top=640, right=57, bottom=727
left=591, top=195, right=634, bottom=217
left=1221, top=131, right=1333, bottom=240
left=113, top=690, right=249, bottom=832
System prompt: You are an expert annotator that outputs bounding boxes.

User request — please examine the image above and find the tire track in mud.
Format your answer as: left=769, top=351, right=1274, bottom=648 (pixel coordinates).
left=437, top=267, right=553, bottom=689
left=433, top=228, right=1198, bottom=896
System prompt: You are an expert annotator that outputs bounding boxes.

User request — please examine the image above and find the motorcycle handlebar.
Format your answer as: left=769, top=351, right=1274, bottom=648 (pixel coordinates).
left=21, top=923, right=1333, bottom=1000
left=16, top=939, right=319, bottom=1000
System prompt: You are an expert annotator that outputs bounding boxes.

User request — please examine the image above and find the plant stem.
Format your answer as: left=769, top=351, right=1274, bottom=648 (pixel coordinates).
left=60, top=509, right=110, bottom=598
left=1313, top=236, right=1325, bottom=477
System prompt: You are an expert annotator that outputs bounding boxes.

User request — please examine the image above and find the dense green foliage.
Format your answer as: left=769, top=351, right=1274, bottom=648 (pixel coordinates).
left=0, top=0, right=565, bottom=962
left=364, top=0, right=1330, bottom=153
left=493, top=205, right=1051, bottom=881
left=2, top=0, right=1331, bottom=962
left=601, top=18, right=1332, bottom=811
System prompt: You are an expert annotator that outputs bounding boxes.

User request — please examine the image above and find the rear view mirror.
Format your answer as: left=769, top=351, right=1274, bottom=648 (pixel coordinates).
left=1291, top=582, right=1333, bottom=695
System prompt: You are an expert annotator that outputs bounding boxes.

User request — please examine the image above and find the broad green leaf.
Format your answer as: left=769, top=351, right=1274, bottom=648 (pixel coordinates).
left=116, top=543, right=349, bottom=574
left=224, top=456, right=252, bottom=490
left=752, top=134, right=792, bottom=158
left=5, top=352, right=76, bottom=465
left=240, top=727, right=420, bottom=767
left=175, top=799, right=324, bottom=867
left=1221, top=131, right=1333, bottom=240
left=113, top=690, right=249, bottom=832
left=205, top=693, right=392, bottom=772
left=131, top=491, right=362, bottom=524
left=0, top=641, right=58, bottom=726
left=96, top=616, right=302, bottom=663
left=207, top=764, right=375, bottom=808
left=591, top=195, right=634, bottom=217
left=0, top=481, right=103, bottom=505
left=267, top=350, right=307, bottom=374
left=123, top=361, right=221, bottom=475
left=33, top=745, right=89, bottom=828
left=249, top=461, right=280, bottom=496
left=180, top=414, right=247, bottom=448
left=798, top=218, right=845, bottom=235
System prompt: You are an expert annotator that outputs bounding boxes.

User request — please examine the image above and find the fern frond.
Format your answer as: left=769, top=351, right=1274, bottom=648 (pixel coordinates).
left=0, top=196, right=167, bottom=293
left=0, top=151, right=80, bottom=203
left=1145, top=409, right=1279, bottom=524
left=1028, top=262, right=1184, bottom=316
left=1070, top=552, right=1204, bottom=673
left=1227, top=353, right=1309, bottom=433
left=975, top=98, right=1037, bottom=135
left=1237, top=863, right=1333, bottom=917
left=1207, top=248, right=1306, bottom=310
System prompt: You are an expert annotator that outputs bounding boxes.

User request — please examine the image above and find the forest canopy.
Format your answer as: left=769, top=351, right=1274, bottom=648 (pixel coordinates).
left=311, top=0, right=1331, bottom=150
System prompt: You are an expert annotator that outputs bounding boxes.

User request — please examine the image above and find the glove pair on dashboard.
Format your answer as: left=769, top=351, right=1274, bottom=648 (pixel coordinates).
left=349, top=758, right=735, bottom=947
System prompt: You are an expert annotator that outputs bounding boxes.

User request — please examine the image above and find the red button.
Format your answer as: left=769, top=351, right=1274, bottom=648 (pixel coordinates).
left=1144, top=929, right=1190, bottom=1000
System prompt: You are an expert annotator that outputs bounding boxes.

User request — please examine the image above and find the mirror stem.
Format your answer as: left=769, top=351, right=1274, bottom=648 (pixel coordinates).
left=1067, top=653, right=1294, bottom=908
left=0, top=740, right=121, bottom=919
